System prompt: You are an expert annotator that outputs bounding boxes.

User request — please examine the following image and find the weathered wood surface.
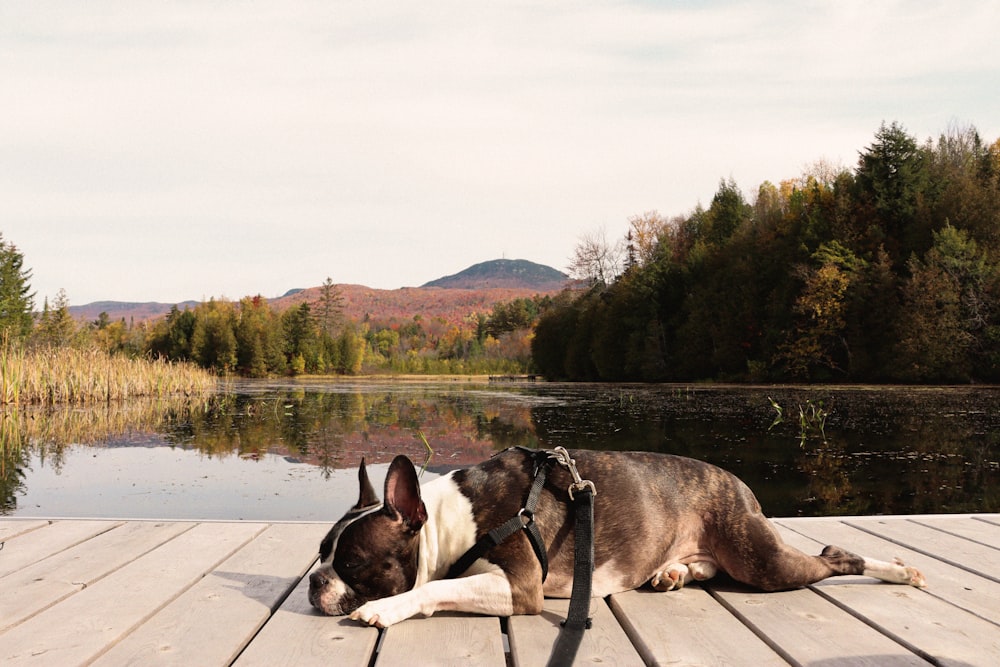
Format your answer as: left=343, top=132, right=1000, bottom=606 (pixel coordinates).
left=1, top=515, right=998, bottom=666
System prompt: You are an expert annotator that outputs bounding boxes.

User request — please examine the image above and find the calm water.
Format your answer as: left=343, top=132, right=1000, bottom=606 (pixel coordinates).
left=2, top=380, right=999, bottom=520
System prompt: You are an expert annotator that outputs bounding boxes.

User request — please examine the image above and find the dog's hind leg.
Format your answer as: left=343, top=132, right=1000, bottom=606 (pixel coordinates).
left=716, top=515, right=927, bottom=591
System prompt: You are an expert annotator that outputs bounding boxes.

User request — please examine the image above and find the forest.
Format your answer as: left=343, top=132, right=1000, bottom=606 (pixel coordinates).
left=4, top=121, right=999, bottom=383
left=6, top=272, right=546, bottom=377
left=533, top=122, right=1000, bottom=383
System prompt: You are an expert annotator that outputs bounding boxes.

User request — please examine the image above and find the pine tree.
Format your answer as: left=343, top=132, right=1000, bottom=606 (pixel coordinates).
left=0, top=234, right=35, bottom=340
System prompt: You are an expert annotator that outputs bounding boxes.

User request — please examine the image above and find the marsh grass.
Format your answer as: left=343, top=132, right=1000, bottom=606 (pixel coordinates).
left=1, top=342, right=218, bottom=406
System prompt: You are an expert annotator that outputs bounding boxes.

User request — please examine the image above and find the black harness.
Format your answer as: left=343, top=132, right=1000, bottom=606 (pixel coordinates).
left=445, top=446, right=595, bottom=667
left=445, top=447, right=552, bottom=581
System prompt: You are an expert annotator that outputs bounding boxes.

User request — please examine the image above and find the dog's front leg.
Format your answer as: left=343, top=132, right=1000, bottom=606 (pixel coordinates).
left=350, top=571, right=516, bottom=628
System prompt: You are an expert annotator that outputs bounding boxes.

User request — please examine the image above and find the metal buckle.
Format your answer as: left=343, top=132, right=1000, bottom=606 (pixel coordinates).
left=548, top=446, right=597, bottom=500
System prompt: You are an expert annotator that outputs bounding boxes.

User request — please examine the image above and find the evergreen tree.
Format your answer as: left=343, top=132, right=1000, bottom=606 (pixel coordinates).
left=0, top=234, right=35, bottom=340
left=855, top=121, right=931, bottom=265
left=318, top=278, right=345, bottom=337
left=33, top=289, right=75, bottom=347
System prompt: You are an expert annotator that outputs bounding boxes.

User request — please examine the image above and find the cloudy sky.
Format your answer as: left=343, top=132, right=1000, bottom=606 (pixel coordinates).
left=3, top=1, right=998, bottom=305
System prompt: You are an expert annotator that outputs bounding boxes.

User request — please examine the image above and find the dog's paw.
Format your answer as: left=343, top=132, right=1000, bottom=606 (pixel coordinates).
left=349, top=594, right=421, bottom=628
left=893, top=558, right=928, bottom=588
left=349, top=605, right=384, bottom=628
left=651, top=565, right=687, bottom=591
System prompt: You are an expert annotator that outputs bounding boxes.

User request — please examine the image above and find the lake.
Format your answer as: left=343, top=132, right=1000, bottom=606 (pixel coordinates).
left=2, top=380, right=998, bottom=520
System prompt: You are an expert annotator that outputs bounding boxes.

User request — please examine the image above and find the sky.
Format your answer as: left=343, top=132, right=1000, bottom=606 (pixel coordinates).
left=2, top=1, right=998, bottom=306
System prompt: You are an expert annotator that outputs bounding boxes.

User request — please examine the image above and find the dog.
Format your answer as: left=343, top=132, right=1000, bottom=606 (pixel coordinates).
left=308, top=448, right=926, bottom=628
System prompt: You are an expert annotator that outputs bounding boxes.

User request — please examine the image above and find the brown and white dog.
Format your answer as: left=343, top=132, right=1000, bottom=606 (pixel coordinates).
left=308, top=448, right=926, bottom=628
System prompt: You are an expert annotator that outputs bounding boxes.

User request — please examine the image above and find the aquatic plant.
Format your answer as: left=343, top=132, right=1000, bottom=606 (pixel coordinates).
left=768, top=396, right=829, bottom=446
left=1, top=342, right=218, bottom=406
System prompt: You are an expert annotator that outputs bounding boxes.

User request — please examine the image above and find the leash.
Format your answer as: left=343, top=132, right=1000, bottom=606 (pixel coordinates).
left=546, top=447, right=595, bottom=667
left=444, top=446, right=596, bottom=667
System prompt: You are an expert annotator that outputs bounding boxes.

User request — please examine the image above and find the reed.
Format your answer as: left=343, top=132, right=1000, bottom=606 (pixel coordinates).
left=0, top=334, right=24, bottom=405
left=1, top=342, right=218, bottom=406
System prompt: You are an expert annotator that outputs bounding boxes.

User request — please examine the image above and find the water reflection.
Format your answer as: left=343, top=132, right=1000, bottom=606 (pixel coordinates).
left=2, top=381, right=999, bottom=518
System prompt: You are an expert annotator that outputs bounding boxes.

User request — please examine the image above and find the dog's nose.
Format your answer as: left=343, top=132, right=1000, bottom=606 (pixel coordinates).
left=309, top=571, right=328, bottom=589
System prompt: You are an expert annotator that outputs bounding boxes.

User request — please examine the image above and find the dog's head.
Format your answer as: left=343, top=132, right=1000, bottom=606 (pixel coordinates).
left=308, top=455, right=428, bottom=616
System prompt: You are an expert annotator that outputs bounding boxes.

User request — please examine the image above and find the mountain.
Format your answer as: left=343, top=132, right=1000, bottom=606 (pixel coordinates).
left=67, top=259, right=570, bottom=324
left=422, top=259, right=567, bottom=291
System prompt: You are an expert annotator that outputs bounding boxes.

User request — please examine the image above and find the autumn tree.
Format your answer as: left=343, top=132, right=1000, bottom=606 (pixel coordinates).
left=927, top=123, right=1000, bottom=250
left=568, top=227, right=624, bottom=286
left=338, top=327, right=364, bottom=374
left=190, top=299, right=238, bottom=373
left=892, top=225, right=992, bottom=381
left=236, top=296, right=285, bottom=377
left=627, top=211, right=669, bottom=267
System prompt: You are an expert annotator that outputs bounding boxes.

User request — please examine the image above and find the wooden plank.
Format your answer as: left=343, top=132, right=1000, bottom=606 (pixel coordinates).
left=0, top=521, right=193, bottom=632
left=378, top=614, right=506, bottom=667
left=233, top=569, right=379, bottom=666
left=609, top=587, right=786, bottom=666
left=0, top=519, right=50, bottom=542
left=911, top=515, right=1000, bottom=548
left=92, top=523, right=327, bottom=666
left=707, top=583, right=926, bottom=665
left=777, top=519, right=1000, bottom=626
left=846, top=518, right=1000, bottom=582
left=0, top=519, right=123, bottom=578
left=777, top=519, right=1000, bottom=665
left=810, top=577, right=1000, bottom=665
left=508, top=597, right=643, bottom=666
left=0, top=521, right=266, bottom=666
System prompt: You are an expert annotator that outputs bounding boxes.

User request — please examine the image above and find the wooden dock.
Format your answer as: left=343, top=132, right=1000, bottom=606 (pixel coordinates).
left=1, top=514, right=998, bottom=665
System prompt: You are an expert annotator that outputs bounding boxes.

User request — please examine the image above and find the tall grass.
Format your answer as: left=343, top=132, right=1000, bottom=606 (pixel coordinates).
left=0, top=342, right=218, bottom=406
left=0, top=335, right=24, bottom=405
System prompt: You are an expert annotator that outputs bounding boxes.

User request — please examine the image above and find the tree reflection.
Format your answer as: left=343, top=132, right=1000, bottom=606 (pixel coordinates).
left=2, top=383, right=999, bottom=517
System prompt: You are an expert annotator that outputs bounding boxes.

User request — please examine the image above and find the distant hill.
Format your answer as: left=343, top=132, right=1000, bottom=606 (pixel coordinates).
left=68, top=259, right=570, bottom=325
left=274, top=284, right=557, bottom=327
left=69, top=300, right=200, bottom=324
left=422, top=259, right=567, bottom=291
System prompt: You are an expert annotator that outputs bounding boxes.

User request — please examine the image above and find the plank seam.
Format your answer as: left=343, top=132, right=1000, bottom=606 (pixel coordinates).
left=0, top=521, right=203, bottom=634
left=0, top=520, right=128, bottom=580
left=703, top=586, right=799, bottom=667
left=805, top=585, right=940, bottom=665
left=0, top=519, right=53, bottom=542
left=87, top=521, right=272, bottom=665
left=605, top=595, right=656, bottom=667
left=908, top=518, right=1000, bottom=552
left=228, top=554, right=322, bottom=666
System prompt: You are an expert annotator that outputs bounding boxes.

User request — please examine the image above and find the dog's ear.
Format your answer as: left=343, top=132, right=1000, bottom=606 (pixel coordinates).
left=383, top=455, right=427, bottom=531
left=355, top=457, right=381, bottom=510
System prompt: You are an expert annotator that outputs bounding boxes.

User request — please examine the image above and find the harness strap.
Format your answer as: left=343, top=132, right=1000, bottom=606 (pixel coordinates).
left=444, top=446, right=597, bottom=667
left=445, top=450, right=551, bottom=581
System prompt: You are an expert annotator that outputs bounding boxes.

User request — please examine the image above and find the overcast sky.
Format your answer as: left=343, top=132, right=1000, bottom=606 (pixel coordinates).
left=3, top=1, right=998, bottom=305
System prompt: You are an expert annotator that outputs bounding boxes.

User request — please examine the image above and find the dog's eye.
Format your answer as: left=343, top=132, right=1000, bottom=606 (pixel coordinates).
left=340, top=560, right=363, bottom=574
